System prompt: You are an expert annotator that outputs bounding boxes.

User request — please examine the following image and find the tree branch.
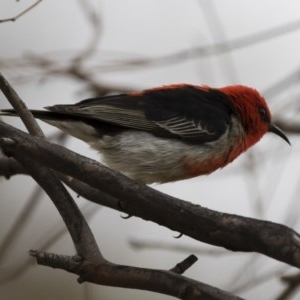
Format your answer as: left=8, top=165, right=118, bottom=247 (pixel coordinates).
left=0, top=0, right=42, bottom=24
left=96, top=18, right=300, bottom=72
left=0, top=71, right=44, bottom=137
left=169, top=255, right=198, bottom=274
left=0, top=70, right=101, bottom=260
left=11, top=148, right=103, bottom=261
left=29, top=250, right=242, bottom=300
left=0, top=121, right=300, bottom=270
left=276, top=273, right=300, bottom=300
left=0, top=157, right=26, bottom=178
left=17, top=154, right=245, bottom=299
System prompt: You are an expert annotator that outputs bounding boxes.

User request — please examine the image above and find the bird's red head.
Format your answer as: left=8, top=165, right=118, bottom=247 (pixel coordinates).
left=220, top=85, right=274, bottom=149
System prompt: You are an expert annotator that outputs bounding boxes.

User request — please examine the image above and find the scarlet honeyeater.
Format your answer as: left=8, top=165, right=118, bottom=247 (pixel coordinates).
left=1, top=84, right=290, bottom=183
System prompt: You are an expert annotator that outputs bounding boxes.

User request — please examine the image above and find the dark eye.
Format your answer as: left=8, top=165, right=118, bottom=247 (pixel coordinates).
left=258, top=107, right=269, bottom=122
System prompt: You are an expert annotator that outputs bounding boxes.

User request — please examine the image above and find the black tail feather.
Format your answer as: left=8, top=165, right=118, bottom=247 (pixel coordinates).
left=1, top=109, right=87, bottom=121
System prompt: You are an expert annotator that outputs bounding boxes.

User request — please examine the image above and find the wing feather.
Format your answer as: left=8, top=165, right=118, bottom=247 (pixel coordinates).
left=157, top=117, right=213, bottom=137
left=46, top=85, right=234, bottom=144
left=48, top=103, right=155, bottom=131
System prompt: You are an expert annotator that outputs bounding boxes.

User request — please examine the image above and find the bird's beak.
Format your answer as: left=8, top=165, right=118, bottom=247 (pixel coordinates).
left=268, top=123, right=291, bottom=145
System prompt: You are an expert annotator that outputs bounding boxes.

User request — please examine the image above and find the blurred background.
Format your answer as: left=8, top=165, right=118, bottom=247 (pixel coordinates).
left=1, top=1, right=300, bottom=299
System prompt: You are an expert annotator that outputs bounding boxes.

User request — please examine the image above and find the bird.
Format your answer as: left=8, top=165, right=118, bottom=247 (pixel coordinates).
left=1, top=84, right=290, bottom=184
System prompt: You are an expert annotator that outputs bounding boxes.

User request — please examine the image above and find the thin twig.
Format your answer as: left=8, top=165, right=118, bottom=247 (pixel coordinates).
left=0, top=0, right=42, bottom=23
left=231, top=266, right=288, bottom=294
left=72, top=0, right=103, bottom=63
left=0, top=203, right=99, bottom=284
left=94, top=18, right=300, bottom=72
left=169, top=255, right=198, bottom=274
left=198, top=0, right=239, bottom=83
left=0, top=186, right=43, bottom=264
left=263, top=67, right=300, bottom=99
left=0, top=71, right=44, bottom=137
left=277, top=273, right=300, bottom=300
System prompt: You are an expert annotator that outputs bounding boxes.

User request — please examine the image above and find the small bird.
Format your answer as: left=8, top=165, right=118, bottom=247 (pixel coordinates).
left=1, top=84, right=290, bottom=183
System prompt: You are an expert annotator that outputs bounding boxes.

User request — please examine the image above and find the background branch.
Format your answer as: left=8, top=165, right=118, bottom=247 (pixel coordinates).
left=0, top=0, right=42, bottom=23
left=277, top=273, right=300, bottom=300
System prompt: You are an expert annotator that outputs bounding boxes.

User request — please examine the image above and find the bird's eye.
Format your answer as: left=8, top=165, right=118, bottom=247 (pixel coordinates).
left=258, top=107, right=269, bottom=122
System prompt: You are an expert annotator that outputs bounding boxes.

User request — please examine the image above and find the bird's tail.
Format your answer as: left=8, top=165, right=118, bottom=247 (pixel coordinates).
left=0, top=109, right=80, bottom=121
left=0, top=108, right=113, bottom=143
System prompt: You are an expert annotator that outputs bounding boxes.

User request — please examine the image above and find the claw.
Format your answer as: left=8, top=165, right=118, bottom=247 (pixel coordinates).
left=174, top=232, right=183, bottom=239
left=120, top=214, right=132, bottom=219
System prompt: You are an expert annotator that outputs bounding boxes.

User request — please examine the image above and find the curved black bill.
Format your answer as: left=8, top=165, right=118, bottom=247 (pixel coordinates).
left=268, top=123, right=291, bottom=145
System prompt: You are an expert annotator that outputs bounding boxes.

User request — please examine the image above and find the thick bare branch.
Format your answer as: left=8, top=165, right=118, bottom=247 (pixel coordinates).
left=1, top=121, right=300, bottom=269
left=0, top=71, right=101, bottom=262
left=29, top=250, right=243, bottom=300
left=11, top=150, right=102, bottom=262
left=0, top=157, right=26, bottom=178
left=0, top=154, right=242, bottom=299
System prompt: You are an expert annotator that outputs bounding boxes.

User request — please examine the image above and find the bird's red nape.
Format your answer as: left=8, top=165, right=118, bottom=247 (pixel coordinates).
left=220, top=85, right=271, bottom=149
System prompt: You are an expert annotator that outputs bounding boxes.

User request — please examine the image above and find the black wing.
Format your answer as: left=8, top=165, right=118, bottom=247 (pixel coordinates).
left=46, top=84, right=235, bottom=144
